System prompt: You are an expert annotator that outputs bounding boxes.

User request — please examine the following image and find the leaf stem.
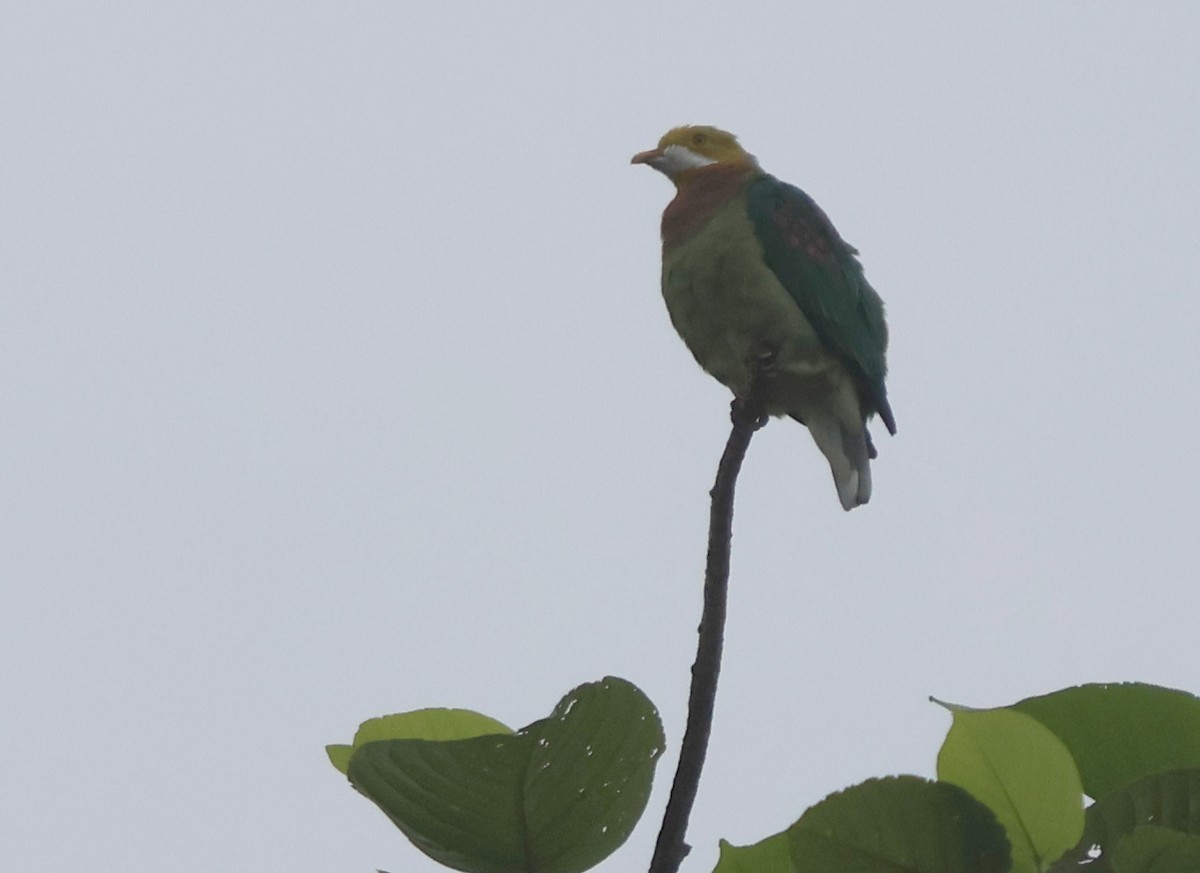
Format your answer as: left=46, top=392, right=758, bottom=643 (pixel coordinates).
left=649, top=379, right=769, bottom=873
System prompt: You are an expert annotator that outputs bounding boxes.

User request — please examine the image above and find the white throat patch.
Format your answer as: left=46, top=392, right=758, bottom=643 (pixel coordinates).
left=654, top=144, right=718, bottom=176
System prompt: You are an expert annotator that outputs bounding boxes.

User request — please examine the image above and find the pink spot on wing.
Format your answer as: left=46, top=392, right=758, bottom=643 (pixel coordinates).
left=773, top=207, right=833, bottom=263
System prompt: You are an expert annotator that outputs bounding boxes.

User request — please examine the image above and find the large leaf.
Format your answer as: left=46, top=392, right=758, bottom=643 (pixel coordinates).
left=1049, top=768, right=1200, bottom=872
left=520, top=678, right=666, bottom=873
left=1012, top=683, right=1200, bottom=801
left=344, top=676, right=664, bottom=873
left=326, top=707, right=513, bottom=774
left=355, top=731, right=532, bottom=872
left=1111, top=826, right=1200, bottom=873
left=937, top=706, right=1084, bottom=873
left=784, top=775, right=1011, bottom=873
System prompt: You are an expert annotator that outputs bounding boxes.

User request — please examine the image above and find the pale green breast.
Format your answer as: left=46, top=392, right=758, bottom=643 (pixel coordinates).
left=662, top=197, right=842, bottom=412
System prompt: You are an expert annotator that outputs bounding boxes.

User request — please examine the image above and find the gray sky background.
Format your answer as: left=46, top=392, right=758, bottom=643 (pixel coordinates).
left=4, top=2, right=1199, bottom=871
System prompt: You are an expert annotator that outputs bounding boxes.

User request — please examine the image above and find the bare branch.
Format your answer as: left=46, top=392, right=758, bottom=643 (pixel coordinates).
left=649, top=373, right=769, bottom=873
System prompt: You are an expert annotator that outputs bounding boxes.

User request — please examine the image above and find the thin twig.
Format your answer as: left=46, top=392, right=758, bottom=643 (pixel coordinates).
left=649, top=378, right=769, bottom=873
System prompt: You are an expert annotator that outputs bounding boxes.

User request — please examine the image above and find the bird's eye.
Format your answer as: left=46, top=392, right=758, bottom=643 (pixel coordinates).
left=692, top=133, right=708, bottom=145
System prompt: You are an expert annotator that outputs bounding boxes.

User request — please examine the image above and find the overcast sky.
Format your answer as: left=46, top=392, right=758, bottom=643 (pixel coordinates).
left=4, top=3, right=1199, bottom=871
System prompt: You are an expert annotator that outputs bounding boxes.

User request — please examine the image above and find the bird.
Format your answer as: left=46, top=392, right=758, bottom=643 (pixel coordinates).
left=632, top=125, right=895, bottom=511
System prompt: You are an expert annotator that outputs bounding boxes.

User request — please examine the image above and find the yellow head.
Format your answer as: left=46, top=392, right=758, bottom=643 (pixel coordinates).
left=631, top=125, right=758, bottom=183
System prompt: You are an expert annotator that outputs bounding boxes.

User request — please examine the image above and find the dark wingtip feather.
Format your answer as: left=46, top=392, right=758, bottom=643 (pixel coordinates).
left=878, top=398, right=897, bottom=436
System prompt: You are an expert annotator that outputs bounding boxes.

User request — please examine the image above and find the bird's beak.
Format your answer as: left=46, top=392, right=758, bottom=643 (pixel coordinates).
left=630, top=147, right=662, bottom=166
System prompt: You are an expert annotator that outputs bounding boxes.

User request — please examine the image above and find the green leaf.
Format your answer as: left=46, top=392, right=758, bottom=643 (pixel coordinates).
left=326, top=743, right=354, bottom=774
left=713, top=834, right=792, bottom=873
left=346, top=677, right=664, bottom=873
left=521, top=678, right=664, bottom=873
left=786, top=775, right=1011, bottom=873
left=713, top=778, right=1011, bottom=873
left=326, top=707, right=513, bottom=774
left=1050, top=768, right=1200, bottom=872
left=1111, top=826, right=1200, bottom=873
left=937, top=707, right=1084, bottom=873
left=1011, top=683, right=1200, bottom=801
left=354, top=732, right=531, bottom=872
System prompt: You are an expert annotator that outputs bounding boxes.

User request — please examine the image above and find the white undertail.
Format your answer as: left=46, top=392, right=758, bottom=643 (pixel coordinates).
left=806, top=414, right=872, bottom=511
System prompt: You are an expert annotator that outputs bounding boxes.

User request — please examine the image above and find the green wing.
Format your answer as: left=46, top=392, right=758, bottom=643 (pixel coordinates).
left=746, top=174, right=895, bottom=434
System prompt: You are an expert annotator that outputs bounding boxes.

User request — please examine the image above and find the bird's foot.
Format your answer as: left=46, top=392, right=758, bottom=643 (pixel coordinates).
left=729, top=348, right=774, bottom=429
left=730, top=396, right=770, bottom=430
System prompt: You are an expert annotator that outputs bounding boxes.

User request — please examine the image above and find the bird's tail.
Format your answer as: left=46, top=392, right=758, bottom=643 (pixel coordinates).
left=806, top=415, right=872, bottom=511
